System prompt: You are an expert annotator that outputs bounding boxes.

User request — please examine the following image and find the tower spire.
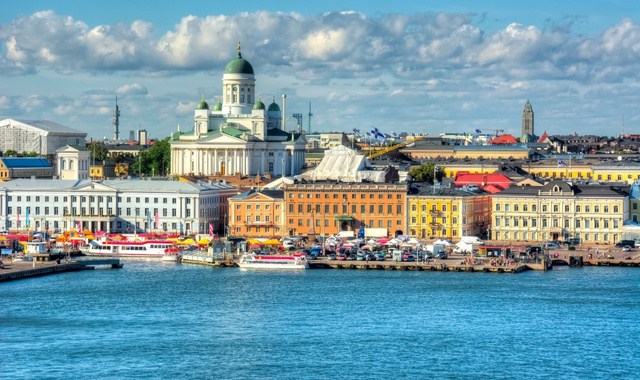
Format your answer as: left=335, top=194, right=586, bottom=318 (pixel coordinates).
left=113, top=96, right=120, bottom=141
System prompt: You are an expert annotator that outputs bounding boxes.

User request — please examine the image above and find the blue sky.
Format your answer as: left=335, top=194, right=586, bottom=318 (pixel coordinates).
left=1, top=1, right=639, bottom=140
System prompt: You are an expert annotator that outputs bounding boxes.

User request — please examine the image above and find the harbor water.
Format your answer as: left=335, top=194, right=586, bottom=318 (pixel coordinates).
left=2, top=262, right=639, bottom=379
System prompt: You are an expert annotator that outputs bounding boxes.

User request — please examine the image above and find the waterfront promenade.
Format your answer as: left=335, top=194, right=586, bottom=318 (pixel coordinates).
left=0, top=258, right=122, bottom=282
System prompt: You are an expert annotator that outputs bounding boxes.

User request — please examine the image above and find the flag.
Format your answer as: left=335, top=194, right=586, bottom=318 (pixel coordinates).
left=154, top=210, right=159, bottom=229
left=475, top=129, right=482, bottom=134
left=17, top=208, right=20, bottom=225
left=353, top=128, right=360, bottom=134
left=558, top=160, right=565, bottom=168
left=75, top=220, right=81, bottom=232
left=370, top=126, right=386, bottom=143
left=209, top=223, right=214, bottom=237
left=147, top=212, right=151, bottom=230
left=25, top=208, right=30, bottom=227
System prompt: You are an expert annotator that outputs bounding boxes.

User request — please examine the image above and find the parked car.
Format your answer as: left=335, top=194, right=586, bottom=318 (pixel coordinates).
left=544, top=242, right=560, bottom=249
left=328, top=253, right=337, bottom=260
left=435, top=251, right=447, bottom=259
left=616, top=240, right=635, bottom=248
left=622, top=245, right=632, bottom=252
left=376, top=252, right=386, bottom=261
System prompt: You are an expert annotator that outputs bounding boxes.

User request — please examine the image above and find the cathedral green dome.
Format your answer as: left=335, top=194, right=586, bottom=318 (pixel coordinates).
left=253, top=99, right=265, bottom=110
left=224, top=44, right=254, bottom=75
left=213, top=98, right=222, bottom=111
left=268, top=100, right=280, bottom=112
left=196, top=96, right=209, bottom=110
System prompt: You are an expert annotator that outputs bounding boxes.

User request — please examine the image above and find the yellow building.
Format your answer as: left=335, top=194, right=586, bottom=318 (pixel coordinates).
left=492, top=180, right=629, bottom=244
left=407, top=185, right=492, bottom=240
left=228, top=189, right=286, bottom=238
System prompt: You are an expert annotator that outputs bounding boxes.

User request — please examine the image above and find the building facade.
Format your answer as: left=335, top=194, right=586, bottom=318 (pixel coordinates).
left=491, top=180, right=629, bottom=244
left=0, top=179, right=237, bottom=235
left=228, top=189, right=285, bottom=238
left=283, top=182, right=408, bottom=238
left=56, top=145, right=90, bottom=180
left=407, top=185, right=492, bottom=240
left=0, top=157, right=54, bottom=180
left=170, top=44, right=306, bottom=178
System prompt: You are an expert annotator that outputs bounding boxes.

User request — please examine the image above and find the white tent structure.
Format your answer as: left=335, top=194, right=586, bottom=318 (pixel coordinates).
left=297, top=145, right=387, bottom=183
left=0, top=119, right=87, bottom=156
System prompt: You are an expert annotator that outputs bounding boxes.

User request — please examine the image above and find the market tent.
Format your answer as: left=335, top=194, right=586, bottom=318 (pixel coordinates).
left=197, top=238, right=211, bottom=246
left=263, top=239, right=281, bottom=245
left=246, top=238, right=262, bottom=245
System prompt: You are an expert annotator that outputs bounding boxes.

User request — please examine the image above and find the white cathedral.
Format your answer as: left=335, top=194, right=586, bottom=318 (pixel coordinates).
left=170, top=43, right=307, bottom=177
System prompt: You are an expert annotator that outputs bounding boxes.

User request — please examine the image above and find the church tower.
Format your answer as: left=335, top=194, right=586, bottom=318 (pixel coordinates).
left=221, top=42, right=256, bottom=116
left=522, top=100, right=534, bottom=137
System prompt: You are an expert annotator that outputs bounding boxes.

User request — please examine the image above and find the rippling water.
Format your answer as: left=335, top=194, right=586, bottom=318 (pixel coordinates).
left=2, top=262, right=639, bottom=379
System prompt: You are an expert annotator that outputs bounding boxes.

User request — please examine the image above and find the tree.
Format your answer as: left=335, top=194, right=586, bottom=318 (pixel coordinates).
left=408, top=162, right=445, bottom=184
left=88, top=141, right=109, bottom=162
left=134, top=138, right=171, bottom=177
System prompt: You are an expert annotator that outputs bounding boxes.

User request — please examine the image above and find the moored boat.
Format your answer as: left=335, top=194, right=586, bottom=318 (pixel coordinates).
left=83, top=239, right=176, bottom=258
left=162, top=248, right=182, bottom=262
left=237, top=253, right=309, bottom=269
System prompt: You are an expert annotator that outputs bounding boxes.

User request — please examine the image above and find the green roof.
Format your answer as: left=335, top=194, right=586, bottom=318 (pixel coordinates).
left=224, top=52, right=254, bottom=75
left=268, top=101, right=280, bottom=112
left=213, top=99, right=222, bottom=111
left=253, top=99, right=265, bottom=110
left=196, top=97, right=209, bottom=110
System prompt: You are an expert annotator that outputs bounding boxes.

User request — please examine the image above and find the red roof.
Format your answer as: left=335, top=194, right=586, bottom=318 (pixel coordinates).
left=453, top=172, right=513, bottom=193
left=537, top=131, right=550, bottom=143
left=489, top=134, right=518, bottom=144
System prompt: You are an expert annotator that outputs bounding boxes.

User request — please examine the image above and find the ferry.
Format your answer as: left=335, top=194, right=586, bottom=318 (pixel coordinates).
left=83, top=240, right=176, bottom=258
left=237, top=253, right=309, bottom=269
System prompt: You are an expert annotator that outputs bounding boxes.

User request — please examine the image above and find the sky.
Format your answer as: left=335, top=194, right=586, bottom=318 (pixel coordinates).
left=1, top=0, right=639, bottom=141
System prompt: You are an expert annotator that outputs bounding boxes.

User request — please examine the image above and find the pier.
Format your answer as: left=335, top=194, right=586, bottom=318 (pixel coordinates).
left=181, top=252, right=235, bottom=267
left=0, top=258, right=122, bottom=282
left=310, top=259, right=532, bottom=273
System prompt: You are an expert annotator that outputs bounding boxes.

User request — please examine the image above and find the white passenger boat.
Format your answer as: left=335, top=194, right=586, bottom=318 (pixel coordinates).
left=83, top=240, right=176, bottom=258
left=161, top=248, right=182, bottom=262
left=237, top=253, right=309, bottom=269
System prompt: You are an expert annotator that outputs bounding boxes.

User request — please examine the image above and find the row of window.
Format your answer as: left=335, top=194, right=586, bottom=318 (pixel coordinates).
left=288, top=204, right=404, bottom=214
left=6, top=195, right=189, bottom=204
left=289, top=193, right=403, bottom=200
left=495, top=203, right=620, bottom=213
left=286, top=219, right=402, bottom=228
left=494, top=217, right=621, bottom=229
left=494, top=231, right=618, bottom=243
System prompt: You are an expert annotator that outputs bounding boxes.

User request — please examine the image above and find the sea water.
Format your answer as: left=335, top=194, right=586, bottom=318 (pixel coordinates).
left=1, top=262, right=639, bottom=379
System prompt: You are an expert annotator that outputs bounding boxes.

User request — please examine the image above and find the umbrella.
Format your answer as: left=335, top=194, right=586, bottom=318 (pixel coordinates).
left=246, top=238, right=261, bottom=245
left=263, top=239, right=281, bottom=245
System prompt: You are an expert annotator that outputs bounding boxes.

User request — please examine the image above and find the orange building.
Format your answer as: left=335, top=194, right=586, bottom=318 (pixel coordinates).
left=228, top=189, right=286, bottom=238
left=284, top=182, right=408, bottom=239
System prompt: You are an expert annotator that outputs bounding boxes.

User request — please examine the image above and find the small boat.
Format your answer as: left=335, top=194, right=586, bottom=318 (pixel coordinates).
left=162, top=248, right=182, bottom=263
left=237, top=252, right=309, bottom=269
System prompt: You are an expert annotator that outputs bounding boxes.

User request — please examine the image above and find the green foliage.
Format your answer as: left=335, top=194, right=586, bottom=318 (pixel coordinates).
left=133, top=138, right=171, bottom=177
left=88, top=141, right=109, bottom=162
left=408, top=162, right=445, bottom=184
left=2, top=150, right=39, bottom=157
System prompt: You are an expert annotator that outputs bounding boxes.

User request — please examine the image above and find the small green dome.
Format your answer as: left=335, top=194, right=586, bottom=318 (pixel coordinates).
left=253, top=99, right=265, bottom=110
left=196, top=96, right=209, bottom=110
left=213, top=98, right=222, bottom=111
left=268, top=100, right=280, bottom=112
left=224, top=43, right=254, bottom=75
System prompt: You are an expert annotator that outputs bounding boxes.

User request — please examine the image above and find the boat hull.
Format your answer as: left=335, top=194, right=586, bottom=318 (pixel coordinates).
left=237, top=262, right=308, bottom=269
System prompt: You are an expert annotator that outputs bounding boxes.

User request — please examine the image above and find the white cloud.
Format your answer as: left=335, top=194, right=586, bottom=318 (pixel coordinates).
left=1, top=10, right=639, bottom=137
left=117, top=83, right=148, bottom=95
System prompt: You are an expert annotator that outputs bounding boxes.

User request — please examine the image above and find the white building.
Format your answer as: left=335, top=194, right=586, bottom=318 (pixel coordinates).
left=170, top=43, right=307, bottom=177
left=0, top=119, right=87, bottom=156
left=0, top=178, right=238, bottom=235
left=56, top=145, right=90, bottom=180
